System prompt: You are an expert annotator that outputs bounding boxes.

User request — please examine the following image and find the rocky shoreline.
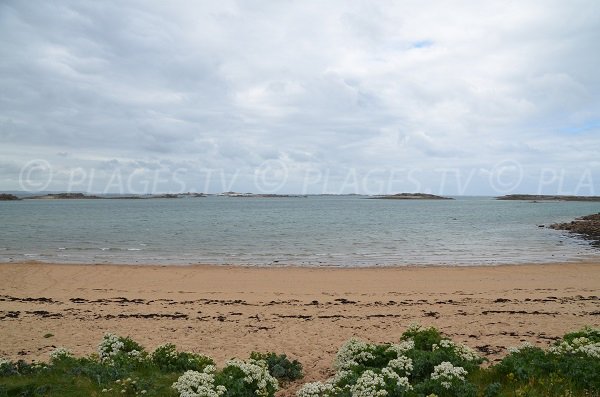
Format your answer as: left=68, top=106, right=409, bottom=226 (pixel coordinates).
left=0, top=194, right=20, bottom=201
left=498, top=194, right=600, bottom=201
left=550, top=213, right=600, bottom=246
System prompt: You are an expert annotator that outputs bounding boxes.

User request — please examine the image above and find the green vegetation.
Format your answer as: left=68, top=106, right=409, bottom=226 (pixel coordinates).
left=297, top=324, right=600, bottom=397
left=0, top=333, right=300, bottom=397
left=249, top=352, right=303, bottom=382
left=1, top=326, right=598, bottom=396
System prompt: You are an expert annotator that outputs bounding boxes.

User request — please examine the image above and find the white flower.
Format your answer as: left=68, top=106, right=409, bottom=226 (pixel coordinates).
left=127, top=349, right=145, bottom=362
left=405, top=323, right=422, bottom=333
left=172, top=370, right=226, bottom=397
left=549, top=338, right=600, bottom=359
left=296, top=381, right=335, bottom=397
left=49, top=347, right=73, bottom=361
left=350, top=370, right=388, bottom=397
left=577, top=343, right=600, bottom=358
left=432, top=339, right=480, bottom=362
left=454, top=343, right=480, bottom=362
left=334, top=338, right=375, bottom=370
left=432, top=340, right=451, bottom=352
left=386, top=356, right=413, bottom=376
left=0, top=357, right=11, bottom=367
left=98, top=333, right=125, bottom=362
left=386, top=340, right=415, bottom=356
left=381, top=367, right=412, bottom=391
left=327, top=369, right=352, bottom=385
left=507, top=341, right=533, bottom=354
left=224, top=359, right=278, bottom=396
left=430, top=362, right=468, bottom=389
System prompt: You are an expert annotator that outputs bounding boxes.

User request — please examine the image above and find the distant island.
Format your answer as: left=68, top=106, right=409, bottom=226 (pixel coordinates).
left=497, top=194, right=600, bottom=202
left=20, top=192, right=204, bottom=200
left=219, top=192, right=307, bottom=198
left=25, top=192, right=104, bottom=199
left=0, top=193, right=20, bottom=201
left=369, top=193, right=453, bottom=200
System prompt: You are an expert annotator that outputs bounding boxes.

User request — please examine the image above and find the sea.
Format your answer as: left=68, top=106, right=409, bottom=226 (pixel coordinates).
left=0, top=196, right=599, bottom=266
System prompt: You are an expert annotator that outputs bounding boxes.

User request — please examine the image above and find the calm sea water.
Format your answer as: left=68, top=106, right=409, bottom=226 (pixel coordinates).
left=0, top=196, right=599, bottom=266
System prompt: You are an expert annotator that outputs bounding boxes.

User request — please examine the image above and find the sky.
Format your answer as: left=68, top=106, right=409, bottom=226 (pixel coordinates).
left=1, top=0, right=599, bottom=195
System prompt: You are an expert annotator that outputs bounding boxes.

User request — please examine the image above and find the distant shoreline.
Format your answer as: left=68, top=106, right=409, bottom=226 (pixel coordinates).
left=368, top=192, right=453, bottom=200
left=4, top=192, right=600, bottom=201
left=497, top=194, right=600, bottom=201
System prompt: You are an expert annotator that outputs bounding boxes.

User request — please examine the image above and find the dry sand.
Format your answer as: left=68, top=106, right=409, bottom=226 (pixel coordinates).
left=1, top=261, right=599, bottom=395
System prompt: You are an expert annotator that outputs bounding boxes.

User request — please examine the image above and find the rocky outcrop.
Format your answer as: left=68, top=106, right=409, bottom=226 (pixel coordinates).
left=0, top=193, right=20, bottom=201
left=498, top=194, right=600, bottom=202
left=370, top=193, right=453, bottom=200
left=220, top=192, right=307, bottom=198
left=26, top=193, right=103, bottom=199
left=549, top=213, right=600, bottom=246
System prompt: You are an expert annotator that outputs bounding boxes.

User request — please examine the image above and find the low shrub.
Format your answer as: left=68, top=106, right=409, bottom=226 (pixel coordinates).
left=296, top=324, right=600, bottom=397
left=172, top=359, right=279, bottom=397
left=98, top=333, right=148, bottom=369
left=249, top=352, right=303, bottom=382
left=493, top=326, right=600, bottom=393
left=2, top=326, right=599, bottom=396
left=151, top=343, right=214, bottom=373
left=298, top=323, right=482, bottom=397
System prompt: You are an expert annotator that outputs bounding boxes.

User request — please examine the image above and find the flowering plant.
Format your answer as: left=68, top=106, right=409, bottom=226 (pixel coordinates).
left=549, top=326, right=600, bottom=359
left=249, top=352, right=303, bottom=382
left=497, top=326, right=600, bottom=392
left=49, top=347, right=73, bottom=362
left=172, top=358, right=278, bottom=397
left=152, top=343, right=214, bottom=372
left=296, top=324, right=479, bottom=397
left=98, top=332, right=147, bottom=366
left=102, top=377, right=148, bottom=396
left=429, top=361, right=468, bottom=389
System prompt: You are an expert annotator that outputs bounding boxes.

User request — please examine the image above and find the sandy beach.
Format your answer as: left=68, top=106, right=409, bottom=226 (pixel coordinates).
left=1, top=261, right=599, bottom=395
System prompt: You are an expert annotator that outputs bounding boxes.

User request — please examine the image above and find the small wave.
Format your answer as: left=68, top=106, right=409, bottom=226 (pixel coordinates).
left=127, top=248, right=142, bottom=251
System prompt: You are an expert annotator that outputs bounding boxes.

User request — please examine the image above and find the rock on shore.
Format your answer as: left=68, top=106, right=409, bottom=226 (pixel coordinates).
left=0, top=193, right=20, bottom=200
left=549, top=213, right=600, bottom=246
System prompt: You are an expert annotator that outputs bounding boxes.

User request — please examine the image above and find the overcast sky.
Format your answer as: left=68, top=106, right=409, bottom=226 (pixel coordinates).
left=1, top=1, right=599, bottom=195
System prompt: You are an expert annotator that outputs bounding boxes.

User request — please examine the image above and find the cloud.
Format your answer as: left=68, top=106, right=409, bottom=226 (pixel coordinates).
left=1, top=0, right=599, bottom=194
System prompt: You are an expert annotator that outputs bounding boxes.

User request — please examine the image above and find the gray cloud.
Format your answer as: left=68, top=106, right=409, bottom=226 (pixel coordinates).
left=1, top=0, right=599, bottom=194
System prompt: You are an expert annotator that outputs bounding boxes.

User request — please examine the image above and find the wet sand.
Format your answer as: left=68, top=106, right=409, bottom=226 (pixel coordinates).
left=1, top=261, right=599, bottom=396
